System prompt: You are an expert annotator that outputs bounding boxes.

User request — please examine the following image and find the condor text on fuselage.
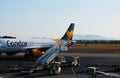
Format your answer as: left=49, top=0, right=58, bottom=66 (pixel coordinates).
left=7, top=40, right=27, bottom=47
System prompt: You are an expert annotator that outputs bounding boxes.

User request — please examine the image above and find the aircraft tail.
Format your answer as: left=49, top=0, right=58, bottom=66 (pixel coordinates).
left=61, top=23, right=74, bottom=40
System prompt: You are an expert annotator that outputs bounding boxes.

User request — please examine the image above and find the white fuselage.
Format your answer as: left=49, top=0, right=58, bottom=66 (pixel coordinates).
left=0, top=38, right=57, bottom=53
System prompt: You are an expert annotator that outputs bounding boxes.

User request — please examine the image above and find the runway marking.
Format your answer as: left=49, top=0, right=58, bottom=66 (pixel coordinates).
left=71, top=67, right=77, bottom=78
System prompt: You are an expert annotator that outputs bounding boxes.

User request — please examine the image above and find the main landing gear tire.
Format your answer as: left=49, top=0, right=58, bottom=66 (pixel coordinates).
left=49, top=66, right=61, bottom=75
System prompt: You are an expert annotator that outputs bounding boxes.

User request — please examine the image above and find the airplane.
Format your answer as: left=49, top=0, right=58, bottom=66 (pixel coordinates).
left=0, top=23, right=74, bottom=57
left=0, top=23, right=74, bottom=56
left=0, top=23, right=75, bottom=74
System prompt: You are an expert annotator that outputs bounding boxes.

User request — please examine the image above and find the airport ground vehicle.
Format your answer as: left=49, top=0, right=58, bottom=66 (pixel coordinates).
left=9, top=65, right=24, bottom=72
left=19, top=64, right=45, bottom=75
left=83, top=67, right=99, bottom=78
left=82, top=66, right=120, bottom=78
left=7, top=56, right=79, bottom=75
left=53, top=56, right=80, bottom=67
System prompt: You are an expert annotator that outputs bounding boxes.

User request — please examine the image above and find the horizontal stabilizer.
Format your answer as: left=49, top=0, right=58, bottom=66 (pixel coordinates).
left=35, top=45, right=60, bottom=66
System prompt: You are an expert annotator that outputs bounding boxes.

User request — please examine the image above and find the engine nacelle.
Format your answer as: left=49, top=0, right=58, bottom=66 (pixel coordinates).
left=31, top=49, right=43, bottom=57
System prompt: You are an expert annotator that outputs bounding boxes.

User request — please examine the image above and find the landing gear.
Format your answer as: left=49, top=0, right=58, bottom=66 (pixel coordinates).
left=24, top=50, right=33, bottom=58
left=24, top=51, right=31, bottom=58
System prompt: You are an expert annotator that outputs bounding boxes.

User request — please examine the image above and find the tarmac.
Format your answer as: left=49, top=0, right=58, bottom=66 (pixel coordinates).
left=0, top=50, right=120, bottom=78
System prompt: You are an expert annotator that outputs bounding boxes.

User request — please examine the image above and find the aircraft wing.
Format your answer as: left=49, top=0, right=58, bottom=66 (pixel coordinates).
left=35, top=45, right=60, bottom=65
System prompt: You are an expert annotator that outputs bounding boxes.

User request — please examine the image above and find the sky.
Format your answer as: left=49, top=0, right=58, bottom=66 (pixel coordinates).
left=0, top=0, right=120, bottom=39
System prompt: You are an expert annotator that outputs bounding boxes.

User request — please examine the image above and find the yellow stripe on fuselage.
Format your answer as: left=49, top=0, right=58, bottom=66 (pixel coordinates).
left=52, top=39, right=62, bottom=46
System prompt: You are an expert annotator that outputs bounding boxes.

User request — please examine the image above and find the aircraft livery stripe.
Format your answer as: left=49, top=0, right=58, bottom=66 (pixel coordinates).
left=52, top=39, right=62, bottom=46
